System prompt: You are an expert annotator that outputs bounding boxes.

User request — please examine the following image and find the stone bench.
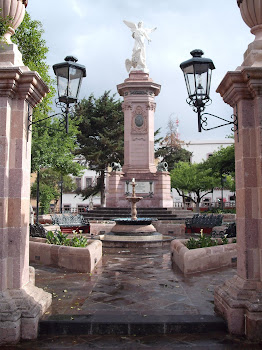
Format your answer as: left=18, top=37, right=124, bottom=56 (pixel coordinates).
left=51, top=214, right=90, bottom=233
left=185, top=214, right=223, bottom=234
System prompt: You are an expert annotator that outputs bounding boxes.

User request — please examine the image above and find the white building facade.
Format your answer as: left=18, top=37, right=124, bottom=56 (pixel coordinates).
left=172, top=139, right=235, bottom=209
left=61, top=168, right=101, bottom=212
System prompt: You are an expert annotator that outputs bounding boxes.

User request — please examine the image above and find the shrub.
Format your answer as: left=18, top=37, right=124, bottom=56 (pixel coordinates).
left=46, top=231, right=89, bottom=248
left=185, top=230, right=234, bottom=250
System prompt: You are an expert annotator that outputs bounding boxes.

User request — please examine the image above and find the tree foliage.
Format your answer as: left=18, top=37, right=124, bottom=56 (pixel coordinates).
left=204, top=144, right=235, bottom=176
left=170, top=162, right=219, bottom=212
left=204, top=144, right=235, bottom=191
left=155, top=117, right=192, bottom=170
left=74, top=91, right=124, bottom=206
left=12, top=12, right=83, bottom=211
left=31, top=169, right=76, bottom=214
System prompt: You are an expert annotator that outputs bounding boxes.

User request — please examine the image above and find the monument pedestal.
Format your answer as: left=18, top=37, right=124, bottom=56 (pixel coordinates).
left=0, top=44, right=52, bottom=344
left=106, top=71, right=173, bottom=208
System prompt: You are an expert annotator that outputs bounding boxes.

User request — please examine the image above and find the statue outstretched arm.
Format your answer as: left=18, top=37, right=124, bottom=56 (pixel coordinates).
left=144, top=27, right=157, bottom=42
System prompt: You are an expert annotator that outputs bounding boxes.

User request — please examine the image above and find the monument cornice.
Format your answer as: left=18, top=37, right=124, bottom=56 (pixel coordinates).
left=117, top=81, right=161, bottom=97
left=216, top=68, right=262, bottom=106
left=0, top=67, right=49, bottom=106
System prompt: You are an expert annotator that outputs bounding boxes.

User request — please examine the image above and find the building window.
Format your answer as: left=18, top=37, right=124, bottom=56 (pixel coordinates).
left=85, top=177, right=93, bottom=188
left=75, top=177, right=81, bottom=191
left=63, top=204, right=71, bottom=212
left=77, top=205, right=86, bottom=213
left=207, top=153, right=213, bottom=159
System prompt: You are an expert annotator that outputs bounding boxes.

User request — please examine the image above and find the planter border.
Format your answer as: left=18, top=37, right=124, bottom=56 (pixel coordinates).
left=29, top=238, right=102, bottom=273
left=171, top=239, right=237, bottom=275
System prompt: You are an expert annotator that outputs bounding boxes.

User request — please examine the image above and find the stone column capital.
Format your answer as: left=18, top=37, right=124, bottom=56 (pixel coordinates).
left=216, top=67, right=262, bottom=106
left=0, top=67, right=49, bottom=106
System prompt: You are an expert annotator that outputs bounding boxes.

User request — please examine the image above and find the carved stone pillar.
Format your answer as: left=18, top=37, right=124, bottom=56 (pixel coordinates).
left=214, top=0, right=262, bottom=341
left=0, top=41, right=52, bottom=347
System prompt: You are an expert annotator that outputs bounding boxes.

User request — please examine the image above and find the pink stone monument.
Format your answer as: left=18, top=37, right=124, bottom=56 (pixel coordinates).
left=214, top=0, right=262, bottom=341
left=107, top=21, right=173, bottom=208
left=0, top=0, right=51, bottom=344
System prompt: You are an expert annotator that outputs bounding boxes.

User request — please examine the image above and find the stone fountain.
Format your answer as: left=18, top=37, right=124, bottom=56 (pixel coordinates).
left=101, top=179, right=167, bottom=247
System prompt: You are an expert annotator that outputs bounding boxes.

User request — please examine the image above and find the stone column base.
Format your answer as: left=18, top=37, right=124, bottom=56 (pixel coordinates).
left=0, top=267, right=52, bottom=345
left=214, top=275, right=262, bottom=341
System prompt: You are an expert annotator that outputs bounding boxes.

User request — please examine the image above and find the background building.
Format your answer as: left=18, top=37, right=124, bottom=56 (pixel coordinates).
left=172, top=139, right=235, bottom=209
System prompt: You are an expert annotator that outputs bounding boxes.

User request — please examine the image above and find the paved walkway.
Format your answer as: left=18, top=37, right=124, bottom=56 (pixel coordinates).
left=37, top=247, right=235, bottom=318
left=3, top=246, right=262, bottom=349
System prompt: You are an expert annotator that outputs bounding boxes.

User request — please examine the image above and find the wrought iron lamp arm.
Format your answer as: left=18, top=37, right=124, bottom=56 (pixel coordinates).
left=27, top=99, right=75, bottom=137
left=198, top=105, right=239, bottom=140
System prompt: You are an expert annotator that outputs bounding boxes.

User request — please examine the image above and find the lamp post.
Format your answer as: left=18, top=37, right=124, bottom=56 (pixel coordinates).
left=28, top=56, right=86, bottom=134
left=58, top=176, right=63, bottom=214
left=180, top=49, right=215, bottom=132
left=53, top=56, right=86, bottom=133
left=221, top=174, right=226, bottom=211
left=180, top=50, right=238, bottom=134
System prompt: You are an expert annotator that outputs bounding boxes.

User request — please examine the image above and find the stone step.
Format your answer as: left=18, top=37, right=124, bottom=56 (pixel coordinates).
left=39, top=314, right=226, bottom=336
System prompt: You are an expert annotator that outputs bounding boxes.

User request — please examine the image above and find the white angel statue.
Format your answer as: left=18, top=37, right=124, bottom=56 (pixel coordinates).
left=123, top=20, right=157, bottom=73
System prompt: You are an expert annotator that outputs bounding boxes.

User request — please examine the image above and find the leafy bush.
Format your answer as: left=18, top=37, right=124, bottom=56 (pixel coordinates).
left=207, top=208, right=236, bottom=214
left=46, top=231, right=89, bottom=248
left=0, top=10, right=12, bottom=38
left=185, top=231, right=234, bottom=250
left=186, top=235, right=218, bottom=249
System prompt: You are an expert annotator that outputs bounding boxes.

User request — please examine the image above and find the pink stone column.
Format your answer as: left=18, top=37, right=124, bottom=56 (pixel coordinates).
left=213, top=2, right=262, bottom=341
left=213, top=21, right=262, bottom=341
left=214, top=69, right=262, bottom=341
left=0, top=48, right=52, bottom=344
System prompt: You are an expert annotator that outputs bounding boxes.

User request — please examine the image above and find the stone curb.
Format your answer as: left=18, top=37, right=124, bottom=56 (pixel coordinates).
left=39, top=314, right=226, bottom=336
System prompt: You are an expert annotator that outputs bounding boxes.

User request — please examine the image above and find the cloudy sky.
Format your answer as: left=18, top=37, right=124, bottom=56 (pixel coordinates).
left=27, top=0, right=252, bottom=141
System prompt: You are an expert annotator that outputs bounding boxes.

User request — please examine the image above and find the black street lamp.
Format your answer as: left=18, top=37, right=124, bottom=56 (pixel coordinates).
left=180, top=49, right=238, bottom=135
left=180, top=49, right=215, bottom=132
left=53, top=56, right=86, bottom=133
left=28, top=56, right=86, bottom=134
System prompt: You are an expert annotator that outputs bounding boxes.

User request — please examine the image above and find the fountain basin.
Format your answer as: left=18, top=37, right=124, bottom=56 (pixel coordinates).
left=99, top=217, right=173, bottom=247
left=112, top=217, right=157, bottom=236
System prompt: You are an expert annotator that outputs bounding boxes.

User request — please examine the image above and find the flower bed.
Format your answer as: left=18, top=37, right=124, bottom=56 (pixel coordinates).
left=29, top=237, right=102, bottom=273
left=170, top=238, right=237, bottom=275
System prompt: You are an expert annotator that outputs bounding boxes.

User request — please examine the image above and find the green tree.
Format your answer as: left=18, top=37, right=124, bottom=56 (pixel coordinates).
left=155, top=117, right=192, bottom=170
left=12, top=13, right=83, bottom=213
left=171, top=162, right=219, bottom=213
left=75, top=91, right=124, bottom=206
left=204, top=144, right=235, bottom=193
left=205, top=144, right=235, bottom=176
left=31, top=168, right=77, bottom=214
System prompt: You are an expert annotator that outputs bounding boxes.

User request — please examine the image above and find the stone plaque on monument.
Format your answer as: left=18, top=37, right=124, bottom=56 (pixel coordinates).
left=125, top=181, right=153, bottom=194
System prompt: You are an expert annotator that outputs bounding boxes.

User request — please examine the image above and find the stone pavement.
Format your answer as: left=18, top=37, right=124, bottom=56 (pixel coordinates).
left=3, top=246, right=262, bottom=348
left=36, top=246, right=235, bottom=318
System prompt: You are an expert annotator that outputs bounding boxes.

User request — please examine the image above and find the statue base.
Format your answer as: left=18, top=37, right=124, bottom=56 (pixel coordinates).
left=106, top=171, right=173, bottom=208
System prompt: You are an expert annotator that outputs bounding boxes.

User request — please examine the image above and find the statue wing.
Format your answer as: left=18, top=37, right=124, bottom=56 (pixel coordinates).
left=123, top=20, right=137, bottom=31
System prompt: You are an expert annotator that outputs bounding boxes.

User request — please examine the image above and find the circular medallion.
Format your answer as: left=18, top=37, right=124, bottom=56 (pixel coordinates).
left=135, top=114, right=144, bottom=127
